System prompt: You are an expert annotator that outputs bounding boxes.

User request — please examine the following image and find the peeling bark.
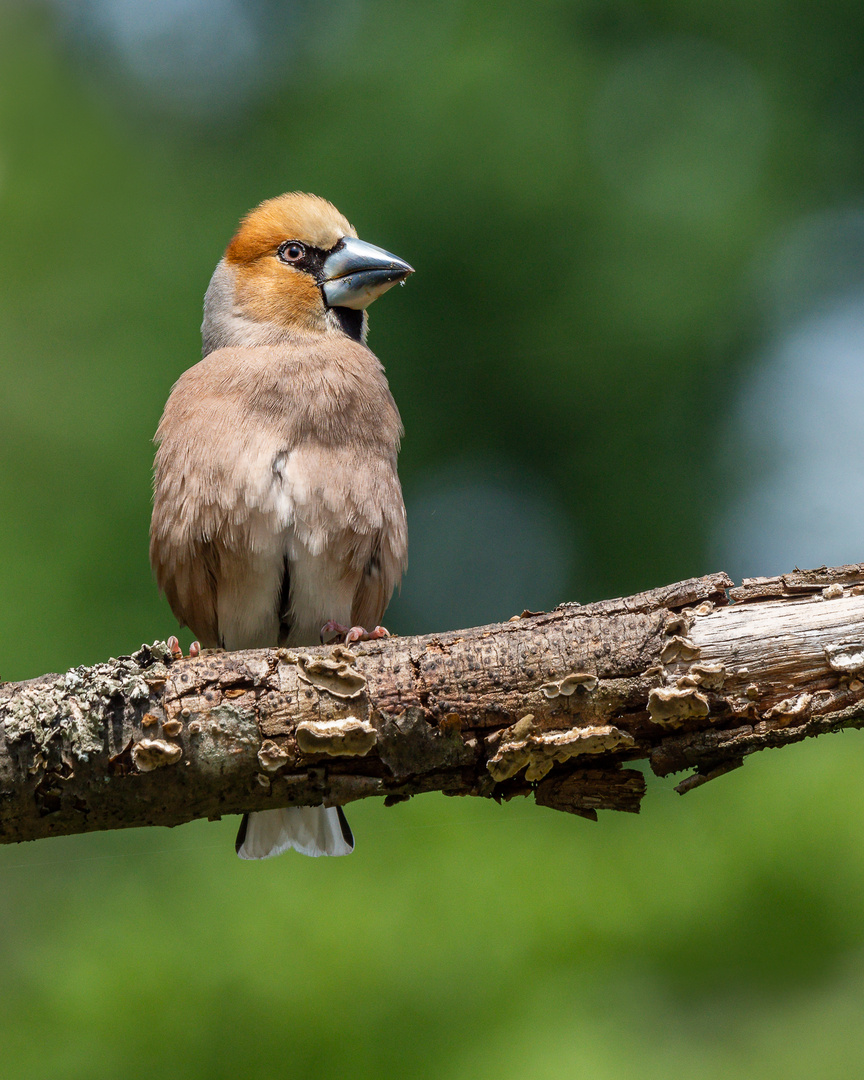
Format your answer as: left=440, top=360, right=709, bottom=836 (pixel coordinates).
left=3, top=564, right=864, bottom=845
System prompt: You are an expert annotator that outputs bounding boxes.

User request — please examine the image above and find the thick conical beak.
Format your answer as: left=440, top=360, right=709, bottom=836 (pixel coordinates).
left=321, top=236, right=414, bottom=310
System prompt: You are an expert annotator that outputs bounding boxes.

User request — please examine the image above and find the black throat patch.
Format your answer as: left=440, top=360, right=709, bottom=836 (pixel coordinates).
left=331, top=306, right=364, bottom=342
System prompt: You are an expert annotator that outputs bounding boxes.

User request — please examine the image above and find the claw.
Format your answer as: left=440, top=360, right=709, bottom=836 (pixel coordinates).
left=321, top=620, right=350, bottom=645
left=321, top=622, right=392, bottom=646
left=345, top=625, right=390, bottom=644
left=166, top=636, right=201, bottom=659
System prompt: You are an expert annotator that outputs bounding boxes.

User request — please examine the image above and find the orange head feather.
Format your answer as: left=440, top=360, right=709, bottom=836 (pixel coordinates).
left=202, top=192, right=411, bottom=354
left=224, top=193, right=358, bottom=334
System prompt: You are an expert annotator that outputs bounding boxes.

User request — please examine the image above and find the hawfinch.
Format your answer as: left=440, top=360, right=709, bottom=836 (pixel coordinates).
left=149, top=193, right=412, bottom=860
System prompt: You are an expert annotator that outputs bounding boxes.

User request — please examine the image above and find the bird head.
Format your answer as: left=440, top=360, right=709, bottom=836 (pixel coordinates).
left=202, top=192, right=413, bottom=354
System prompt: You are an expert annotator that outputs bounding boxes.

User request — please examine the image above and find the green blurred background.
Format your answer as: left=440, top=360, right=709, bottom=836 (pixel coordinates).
left=4, top=1, right=864, bottom=1076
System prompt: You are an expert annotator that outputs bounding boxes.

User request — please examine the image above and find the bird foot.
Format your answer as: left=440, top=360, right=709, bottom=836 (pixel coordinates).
left=167, top=635, right=201, bottom=660
left=320, top=622, right=391, bottom=645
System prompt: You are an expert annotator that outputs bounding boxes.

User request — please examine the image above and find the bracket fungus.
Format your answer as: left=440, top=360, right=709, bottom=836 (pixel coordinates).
left=294, top=648, right=367, bottom=700
left=647, top=686, right=710, bottom=725
left=295, top=718, right=377, bottom=757
left=131, top=739, right=183, bottom=772
left=824, top=641, right=864, bottom=675
left=257, top=740, right=292, bottom=772
left=540, top=672, right=599, bottom=698
left=487, top=717, right=634, bottom=783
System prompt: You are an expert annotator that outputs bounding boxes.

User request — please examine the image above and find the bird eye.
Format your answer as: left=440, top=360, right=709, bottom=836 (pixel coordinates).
left=278, top=241, right=306, bottom=263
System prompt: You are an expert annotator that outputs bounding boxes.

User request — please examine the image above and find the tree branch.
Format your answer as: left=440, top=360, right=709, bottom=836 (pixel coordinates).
left=4, top=563, right=864, bottom=845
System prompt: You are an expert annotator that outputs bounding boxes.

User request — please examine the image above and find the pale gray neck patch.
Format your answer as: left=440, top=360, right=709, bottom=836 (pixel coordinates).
left=201, top=258, right=369, bottom=356
left=201, top=259, right=285, bottom=356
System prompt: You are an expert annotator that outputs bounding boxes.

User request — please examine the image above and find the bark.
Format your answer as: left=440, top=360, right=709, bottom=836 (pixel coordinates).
left=4, top=563, right=864, bottom=845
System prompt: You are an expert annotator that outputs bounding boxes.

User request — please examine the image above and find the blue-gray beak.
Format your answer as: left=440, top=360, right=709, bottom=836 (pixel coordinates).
left=321, top=236, right=414, bottom=310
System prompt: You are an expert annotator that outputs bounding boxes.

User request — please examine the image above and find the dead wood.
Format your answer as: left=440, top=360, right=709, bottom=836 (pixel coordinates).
left=3, top=564, right=864, bottom=844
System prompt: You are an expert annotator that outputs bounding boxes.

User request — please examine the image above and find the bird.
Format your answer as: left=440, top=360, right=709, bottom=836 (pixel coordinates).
left=149, top=192, right=412, bottom=860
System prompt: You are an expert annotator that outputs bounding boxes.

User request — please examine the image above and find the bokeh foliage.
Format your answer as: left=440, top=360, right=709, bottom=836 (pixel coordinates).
left=3, top=1, right=864, bottom=1076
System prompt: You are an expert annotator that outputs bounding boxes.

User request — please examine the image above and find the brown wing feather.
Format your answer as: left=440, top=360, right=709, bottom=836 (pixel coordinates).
left=150, top=538, right=222, bottom=648
left=351, top=502, right=407, bottom=631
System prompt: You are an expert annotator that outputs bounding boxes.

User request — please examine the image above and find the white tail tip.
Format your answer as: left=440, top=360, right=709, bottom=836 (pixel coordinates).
left=236, top=805, right=354, bottom=860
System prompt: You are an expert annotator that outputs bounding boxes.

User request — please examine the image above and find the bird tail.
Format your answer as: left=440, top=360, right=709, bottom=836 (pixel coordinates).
left=235, top=805, right=354, bottom=860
